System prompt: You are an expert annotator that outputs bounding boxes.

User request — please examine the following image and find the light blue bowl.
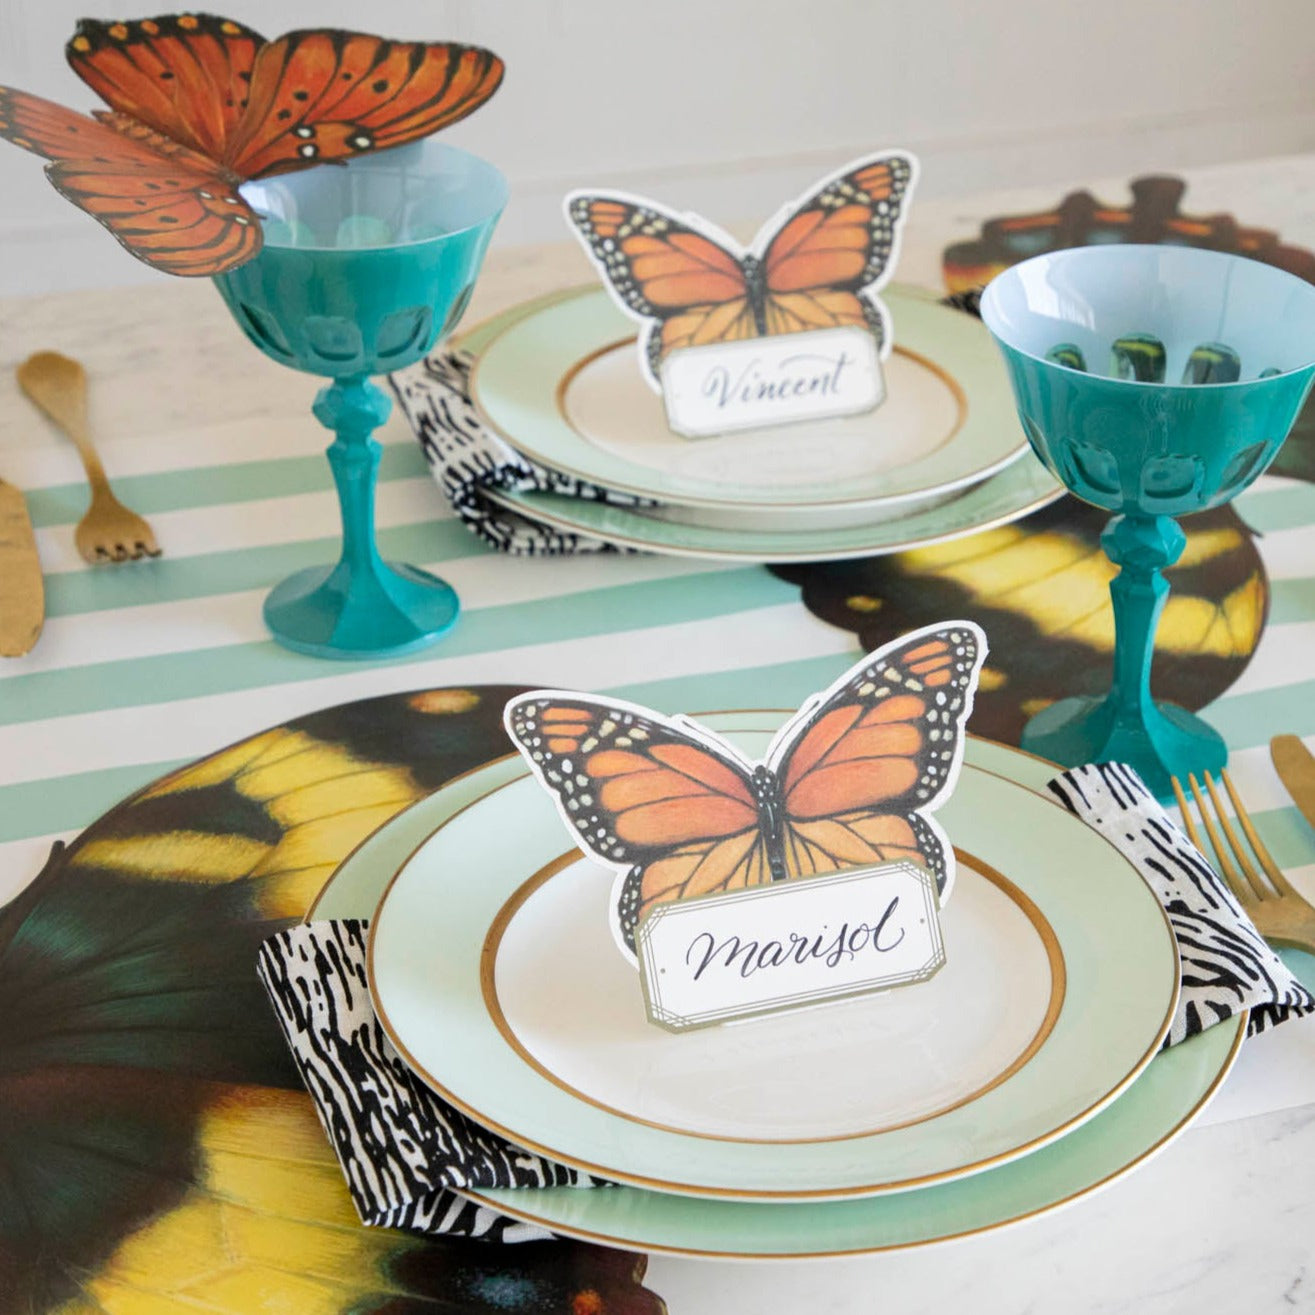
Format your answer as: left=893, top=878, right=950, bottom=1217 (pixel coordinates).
left=981, top=246, right=1315, bottom=795
left=212, top=141, right=507, bottom=660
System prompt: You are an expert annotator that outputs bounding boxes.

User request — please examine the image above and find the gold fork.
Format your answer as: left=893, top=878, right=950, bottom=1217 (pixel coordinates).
left=1172, top=769, right=1315, bottom=955
left=16, top=351, right=162, bottom=563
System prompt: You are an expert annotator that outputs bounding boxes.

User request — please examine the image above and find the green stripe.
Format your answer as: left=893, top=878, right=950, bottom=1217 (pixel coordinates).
left=612, top=652, right=855, bottom=714
left=1270, top=577, right=1315, bottom=626
left=42, top=520, right=479, bottom=617
left=0, top=567, right=786, bottom=726
left=24, top=443, right=430, bottom=528
left=1239, top=482, right=1315, bottom=533
left=0, top=760, right=188, bottom=844
left=1208, top=678, right=1315, bottom=745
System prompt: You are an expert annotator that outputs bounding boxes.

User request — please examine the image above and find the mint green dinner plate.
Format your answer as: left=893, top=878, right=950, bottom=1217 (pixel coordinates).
left=444, top=291, right=1064, bottom=561
left=366, top=722, right=1178, bottom=1203
left=310, top=724, right=1243, bottom=1257
left=471, top=287, right=1025, bottom=515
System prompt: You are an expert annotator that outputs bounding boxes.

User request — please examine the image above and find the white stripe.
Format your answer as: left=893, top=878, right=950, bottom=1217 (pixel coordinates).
left=33, top=476, right=452, bottom=574
left=0, top=552, right=741, bottom=677
left=0, top=603, right=856, bottom=788
left=1212, top=620, right=1315, bottom=698
left=0, top=832, right=78, bottom=908
left=5, top=409, right=418, bottom=489
left=1256, top=521, right=1315, bottom=581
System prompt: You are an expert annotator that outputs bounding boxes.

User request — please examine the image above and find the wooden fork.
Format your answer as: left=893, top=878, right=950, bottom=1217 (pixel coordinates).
left=16, top=351, right=162, bottom=563
left=1172, top=769, right=1315, bottom=955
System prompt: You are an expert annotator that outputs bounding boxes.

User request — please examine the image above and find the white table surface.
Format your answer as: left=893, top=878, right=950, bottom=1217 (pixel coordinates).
left=2, top=155, right=1315, bottom=1314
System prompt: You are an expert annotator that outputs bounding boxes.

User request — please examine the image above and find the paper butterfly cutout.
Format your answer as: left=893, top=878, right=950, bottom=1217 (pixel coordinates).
left=505, top=620, right=984, bottom=959
left=565, top=150, right=917, bottom=391
left=0, top=13, right=504, bottom=277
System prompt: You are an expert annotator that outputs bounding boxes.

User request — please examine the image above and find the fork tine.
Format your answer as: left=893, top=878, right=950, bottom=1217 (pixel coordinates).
left=1220, top=768, right=1298, bottom=896
left=1171, top=775, right=1204, bottom=849
left=1201, top=771, right=1270, bottom=900
left=1179, top=772, right=1256, bottom=906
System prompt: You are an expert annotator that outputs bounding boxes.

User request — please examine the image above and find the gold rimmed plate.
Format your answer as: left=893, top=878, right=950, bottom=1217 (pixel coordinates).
left=364, top=716, right=1180, bottom=1203
left=468, top=285, right=1037, bottom=532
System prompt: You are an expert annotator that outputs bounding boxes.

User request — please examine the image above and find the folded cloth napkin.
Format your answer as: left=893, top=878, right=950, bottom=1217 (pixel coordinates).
left=259, top=761, right=1314, bottom=1242
left=389, top=347, right=650, bottom=556
left=1048, top=761, right=1315, bottom=1044
left=256, top=920, right=606, bottom=1245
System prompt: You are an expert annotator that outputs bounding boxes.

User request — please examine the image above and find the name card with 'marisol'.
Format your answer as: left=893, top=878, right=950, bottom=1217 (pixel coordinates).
left=636, top=861, right=945, bottom=1032
left=659, top=327, right=885, bottom=437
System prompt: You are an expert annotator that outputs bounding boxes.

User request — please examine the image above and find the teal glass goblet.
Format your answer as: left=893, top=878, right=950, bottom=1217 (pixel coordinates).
left=981, top=245, right=1315, bottom=797
left=213, top=141, right=506, bottom=659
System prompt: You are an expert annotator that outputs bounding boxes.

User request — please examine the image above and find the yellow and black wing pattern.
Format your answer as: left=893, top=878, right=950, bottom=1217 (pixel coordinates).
left=774, top=500, right=1266, bottom=744
left=0, top=684, right=666, bottom=1315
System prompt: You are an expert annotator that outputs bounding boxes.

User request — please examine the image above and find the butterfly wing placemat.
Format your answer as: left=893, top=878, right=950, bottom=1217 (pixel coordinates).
left=0, top=683, right=664, bottom=1315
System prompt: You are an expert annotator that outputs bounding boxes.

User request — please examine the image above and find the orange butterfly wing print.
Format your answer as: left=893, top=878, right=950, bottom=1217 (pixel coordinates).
left=66, top=14, right=264, bottom=160
left=224, top=30, right=504, bottom=178
left=758, top=154, right=916, bottom=347
left=771, top=625, right=982, bottom=884
left=0, top=14, right=504, bottom=277
left=66, top=16, right=504, bottom=178
left=0, top=87, right=260, bottom=276
left=505, top=622, right=984, bottom=953
left=568, top=196, right=756, bottom=387
left=567, top=153, right=914, bottom=386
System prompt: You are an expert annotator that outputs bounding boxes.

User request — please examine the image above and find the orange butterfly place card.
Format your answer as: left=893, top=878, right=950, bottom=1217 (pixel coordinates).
left=505, top=620, right=985, bottom=1031
left=566, top=151, right=918, bottom=439
left=0, top=12, right=504, bottom=276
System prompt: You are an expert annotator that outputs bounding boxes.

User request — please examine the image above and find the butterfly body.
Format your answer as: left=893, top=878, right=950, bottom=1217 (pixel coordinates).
left=506, top=622, right=985, bottom=957
left=0, top=12, right=504, bottom=276
left=567, top=152, right=917, bottom=390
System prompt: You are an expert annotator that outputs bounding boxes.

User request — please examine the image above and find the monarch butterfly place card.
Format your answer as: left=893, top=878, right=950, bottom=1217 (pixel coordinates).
left=505, top=620, right=985, bottom=1031
left=566, top=150, right=919, bottom=439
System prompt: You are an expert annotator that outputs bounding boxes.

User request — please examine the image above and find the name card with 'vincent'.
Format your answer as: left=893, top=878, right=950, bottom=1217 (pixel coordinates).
left=659, top=327, right=885, bottom=437
left=636, top=861, right=945, bottom=1032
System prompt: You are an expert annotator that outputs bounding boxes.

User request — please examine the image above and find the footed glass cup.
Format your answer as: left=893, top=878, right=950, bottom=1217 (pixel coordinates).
left=213, top=141, right=506, bottom=659
left=981, top=245, right=1315, bottom=797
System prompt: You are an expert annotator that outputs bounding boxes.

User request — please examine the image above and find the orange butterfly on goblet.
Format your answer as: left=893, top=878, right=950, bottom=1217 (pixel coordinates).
left=566, top=151, right=917, bottom=390
left=505, top=621, right=985, bottom=956
left=0, top=12, right=504, bottom=276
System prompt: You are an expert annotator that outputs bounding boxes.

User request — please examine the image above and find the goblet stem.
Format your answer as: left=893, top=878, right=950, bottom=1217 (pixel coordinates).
left=1102, top=513, right=1185, bottom=725
left=260, top=374, right=460, bottom=659
left=316, top=376, right=391, bottom=581
left=1020, top=510, right=1226, bottom=799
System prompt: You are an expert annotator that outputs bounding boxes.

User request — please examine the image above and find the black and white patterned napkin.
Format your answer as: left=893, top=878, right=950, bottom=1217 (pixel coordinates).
left=259, top=760, right=1314, bottom=1242
left=256, top=921, right=607, bottom=1244
left=389, top=347, right=649, bottom=556
left=1048, top=761, right=1315, bottom=1045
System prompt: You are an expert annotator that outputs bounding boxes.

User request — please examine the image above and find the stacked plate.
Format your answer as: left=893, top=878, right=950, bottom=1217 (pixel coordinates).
left=311, top=716, right=1243, bottom=1260
left=456, top=286, right=1065, bottom=561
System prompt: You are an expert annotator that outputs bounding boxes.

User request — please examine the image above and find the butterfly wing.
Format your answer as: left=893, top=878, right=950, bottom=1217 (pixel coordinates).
left=769, top=622, right=985, bottom=896
left=566, top=194, right=755, bottom=386
left=759, top=152, right=916, bottom=349
left=0, top=87, right=260, bottom=276
left=223, top=31, right=504, bottom=178
left=66, top=13, right=265, bottom=161
left=505, top=693, right=776, bottom=949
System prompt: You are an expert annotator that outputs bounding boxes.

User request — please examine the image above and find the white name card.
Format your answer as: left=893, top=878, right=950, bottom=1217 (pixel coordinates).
left=658, top=326, right=885, bottom=438
left=636, top=861, right=944, bottom=1032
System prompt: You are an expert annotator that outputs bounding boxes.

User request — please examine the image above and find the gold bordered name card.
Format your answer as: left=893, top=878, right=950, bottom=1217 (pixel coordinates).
left=565, top=149, right=918, bottom=438
left=636, top=860, right=945, bottom=1031
left=503, top=621, right=986, bottom=1031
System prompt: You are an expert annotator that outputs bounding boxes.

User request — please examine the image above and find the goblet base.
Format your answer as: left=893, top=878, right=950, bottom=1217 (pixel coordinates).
left=264, top=560, right=460, bottom=660
left=1021, top=693, right=1227, bottom=801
